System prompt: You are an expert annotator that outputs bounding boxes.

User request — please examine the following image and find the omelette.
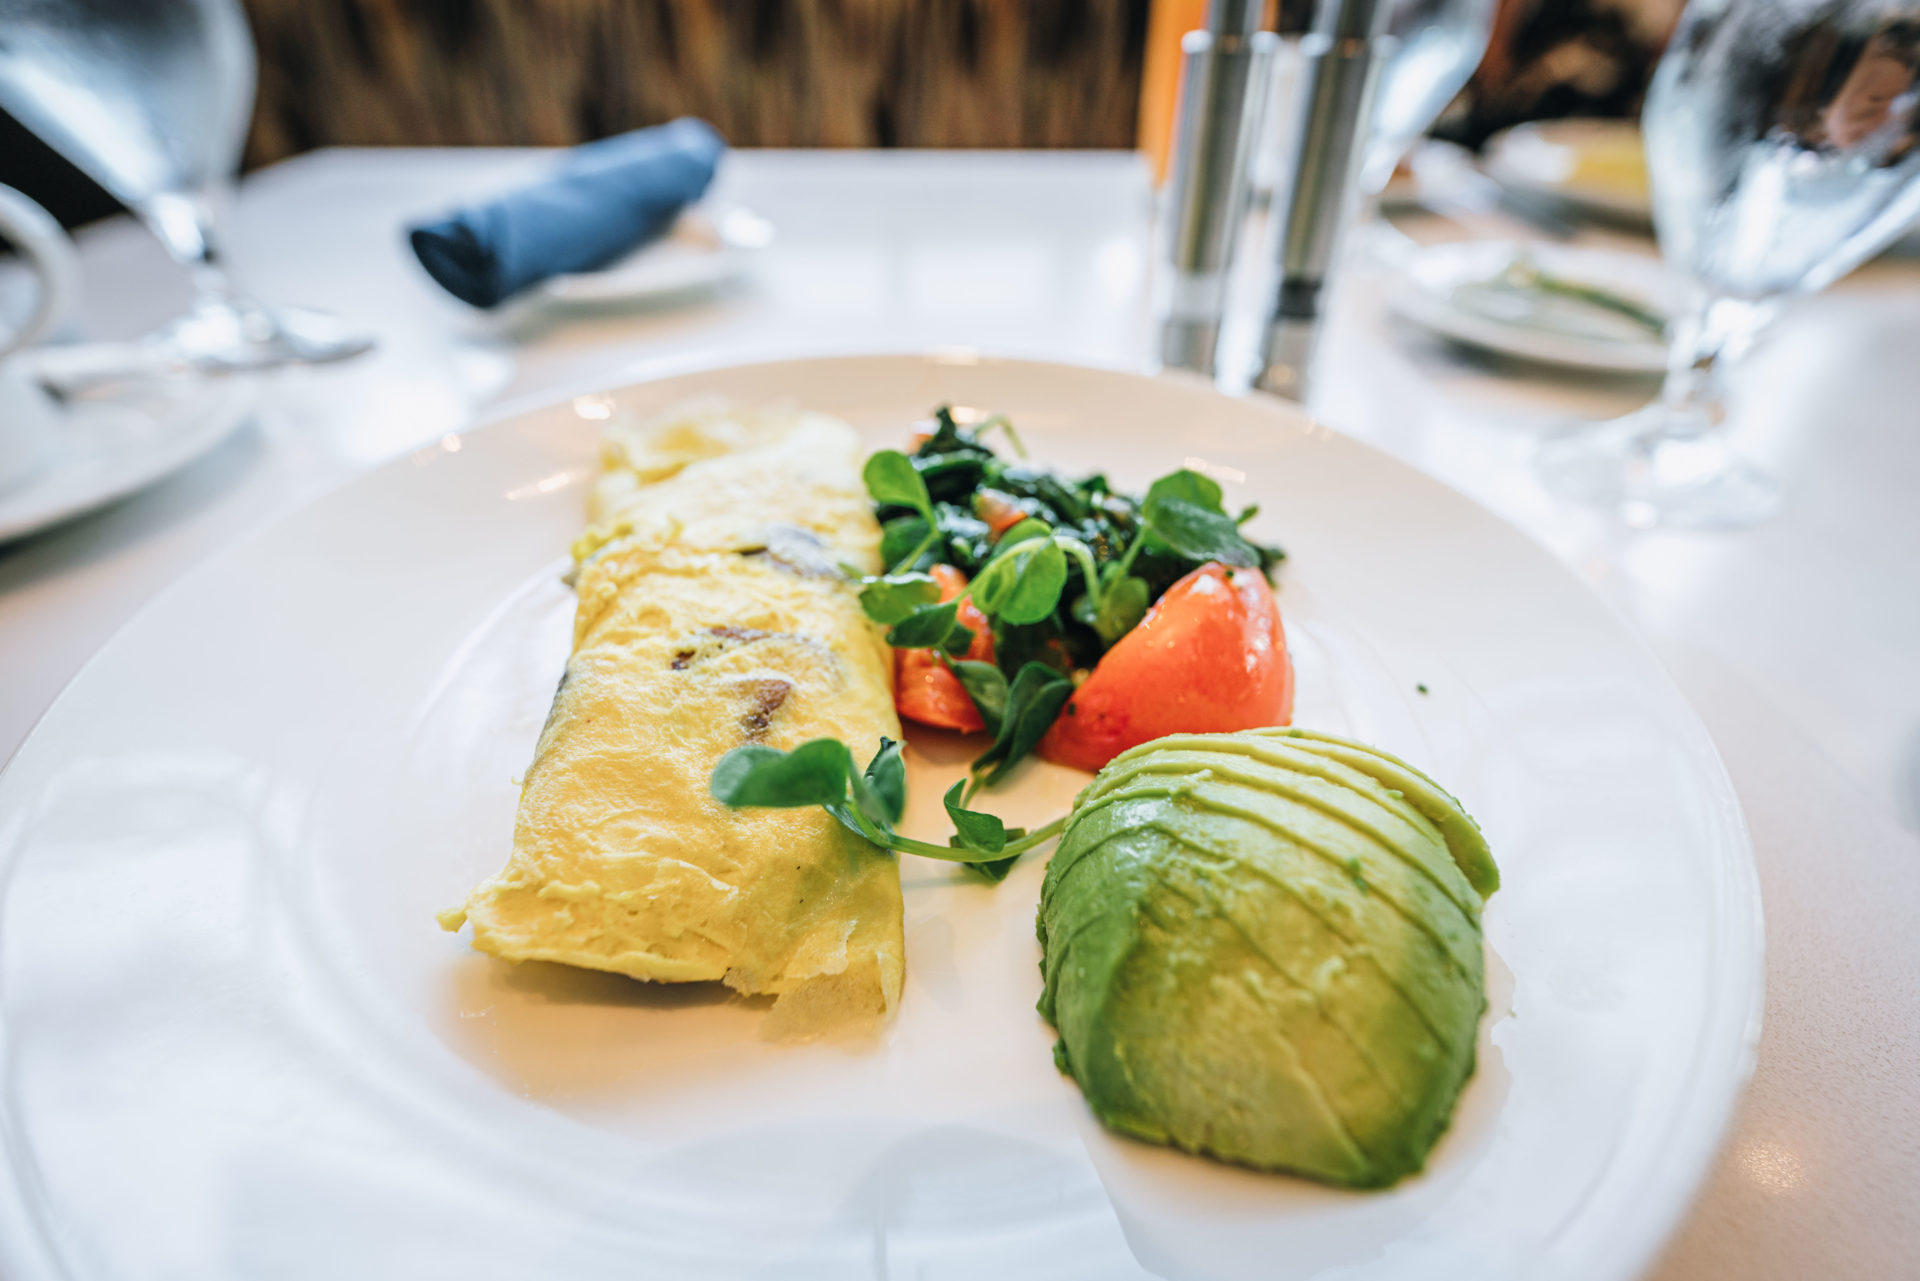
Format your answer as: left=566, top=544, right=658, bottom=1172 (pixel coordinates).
left=441, top=400, right=905, bottom=1032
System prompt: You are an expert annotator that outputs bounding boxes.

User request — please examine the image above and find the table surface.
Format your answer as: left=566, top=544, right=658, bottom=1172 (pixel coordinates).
left=2, top=148, right=1915, bottom=1279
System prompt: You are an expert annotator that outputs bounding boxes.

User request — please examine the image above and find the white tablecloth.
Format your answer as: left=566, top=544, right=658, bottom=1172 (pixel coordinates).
left=2, top=148, right=1915, bottom=1278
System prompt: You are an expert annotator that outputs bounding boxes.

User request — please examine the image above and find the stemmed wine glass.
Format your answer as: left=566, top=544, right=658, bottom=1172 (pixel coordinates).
left=0, top=0, right=373, bottom=376
left=1364, top=0, right=1499, bottom=195
left=1347, top=0, right=1497, bottom=283
left=1537, top=0, right=1920, bottom=528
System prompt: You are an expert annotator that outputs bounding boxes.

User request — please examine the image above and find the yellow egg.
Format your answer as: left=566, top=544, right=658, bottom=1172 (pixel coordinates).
left=443, top=402, right=904, bottom=1035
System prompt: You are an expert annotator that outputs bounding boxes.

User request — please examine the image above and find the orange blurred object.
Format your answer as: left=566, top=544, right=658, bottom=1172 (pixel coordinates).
left=1138, top=0, right=1210, bottom=186
left=1138, top=0, right=1279, bottom=186
left=1038, top=561, right=1293, bottom=773
left=894, top=564, right=995, bottom=733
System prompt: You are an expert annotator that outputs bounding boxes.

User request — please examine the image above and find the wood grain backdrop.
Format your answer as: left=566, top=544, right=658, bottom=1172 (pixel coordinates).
left=242, top=0, right=1153, bottom=166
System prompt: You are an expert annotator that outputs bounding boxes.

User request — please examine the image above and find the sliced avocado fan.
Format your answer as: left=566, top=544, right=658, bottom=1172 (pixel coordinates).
left=1036, top=727, right=1497, bottom=1189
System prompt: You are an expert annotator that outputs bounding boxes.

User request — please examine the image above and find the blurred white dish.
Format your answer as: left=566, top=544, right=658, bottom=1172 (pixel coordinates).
left=0, top=366, right=59, bottom=495
left=0, top=187, right=252, bottom=537
left=0, top=184, right=82, bottom=494
left=0, top=355, right=1759, bottom=1281
left=1480, top=118, right=1920, bottom=254
left=1483, top=119, right=1653, bottom=228
left=540, top=205, right=773, bottom=304
left=1388, top=239, right=1674, bottom=373
left=0, top=371, right=254, bottom=544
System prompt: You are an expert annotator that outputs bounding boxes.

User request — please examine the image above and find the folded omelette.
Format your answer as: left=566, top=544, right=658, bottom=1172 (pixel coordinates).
left=442, top=400, right=905, bottom=1032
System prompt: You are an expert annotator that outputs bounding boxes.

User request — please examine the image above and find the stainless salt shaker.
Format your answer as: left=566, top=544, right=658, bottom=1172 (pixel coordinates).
left=1255, top=0, right=1389, bottom=400
left=1159, top=0, right=1280, bottom=376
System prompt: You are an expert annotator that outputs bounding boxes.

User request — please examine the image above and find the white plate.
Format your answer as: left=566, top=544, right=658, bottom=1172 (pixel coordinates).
left=0, top=354, right=1761, bottom=1281
left=1483, top=119, right=1653, bottom=229
left=538, top=206, right=774, bottom=304
left=1387, top=240, right=1674, bottom=374
left=0, top=372, right=254, bottom=544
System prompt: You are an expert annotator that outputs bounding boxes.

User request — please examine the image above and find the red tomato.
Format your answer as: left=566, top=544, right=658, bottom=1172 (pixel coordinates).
left=894, top=564, right=995, bottom=733
left=1038, top=562, right=1293, bottom=773
left=973, top=488, right=1031, bottom=538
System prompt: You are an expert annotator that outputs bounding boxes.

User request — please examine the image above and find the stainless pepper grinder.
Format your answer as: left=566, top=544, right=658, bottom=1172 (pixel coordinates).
left=1254, top=0, right=1389, bottom=401
left=1158, top=0, right=1279, bottom=376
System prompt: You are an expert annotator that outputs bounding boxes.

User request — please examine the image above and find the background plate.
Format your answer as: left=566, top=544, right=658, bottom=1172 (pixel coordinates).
left=1482, top=119, right=1654, bottom=229
left=0, top=372, right=254, bottom=544
left=538, top=206, right=774, bottom=305
left=1386, top=240, right=1673, bottom=374
left=0, top=354, right=1761, bottom=1281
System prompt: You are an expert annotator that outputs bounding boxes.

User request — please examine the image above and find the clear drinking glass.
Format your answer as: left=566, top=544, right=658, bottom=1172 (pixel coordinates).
left=1349, top=0, right=1497, bottom=284
left=1363, top=0, right=1498, bottom=194
left=1537, top=0, right=1920, bottom=528
left=0, top=0, right=372, bottom=373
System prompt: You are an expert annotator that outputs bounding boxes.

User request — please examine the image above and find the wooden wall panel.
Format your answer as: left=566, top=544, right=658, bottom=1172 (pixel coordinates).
left=242, top=0, right=1151, bottom=164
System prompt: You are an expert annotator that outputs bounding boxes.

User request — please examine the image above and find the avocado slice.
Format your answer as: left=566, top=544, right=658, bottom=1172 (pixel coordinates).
left=1037, top=728, right=1496, bottom=1188
left=1253, top=727, right=1499, bottom=898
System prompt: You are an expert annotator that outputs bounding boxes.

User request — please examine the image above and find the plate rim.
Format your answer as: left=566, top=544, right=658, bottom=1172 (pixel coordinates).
left=0, top=350, right=1764, bottom=1281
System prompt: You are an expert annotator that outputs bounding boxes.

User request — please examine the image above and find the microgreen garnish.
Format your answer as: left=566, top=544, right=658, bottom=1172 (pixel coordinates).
left=945, top=659, right=1010, bottom=736
left=711, top=738, right=1065, bottom=877
left=859, top=408, right=1286, bottom=787
left=969, top=662, right=1074, bottom=788
left=862, top=736, right=907, bottom=824
left=864, top=450, right=942, bottom=572
left=885, top=599, right=974, bottom=654
left=943, top=779, right=1025, bottom=881
left=970, top=534, right=1068, bottom=625
left=1139, top=470, right=1263, bottom=569
left=857, top=572, right=942, bottom=625
left=1143, top=467, right=1223, bottom=511
left=1074, top=571, right=1149, bottom=645
left=710, top=738, right=859, bottom=810
left=863, top=449, right=934, bottom=515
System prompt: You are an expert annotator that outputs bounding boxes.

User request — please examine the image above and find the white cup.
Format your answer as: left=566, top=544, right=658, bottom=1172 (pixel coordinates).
left=0, top=185, right=82, bottom=494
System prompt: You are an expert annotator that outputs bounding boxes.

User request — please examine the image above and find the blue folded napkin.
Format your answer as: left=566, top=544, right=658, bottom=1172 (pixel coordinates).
left=408, top=118, right=725, bottom=308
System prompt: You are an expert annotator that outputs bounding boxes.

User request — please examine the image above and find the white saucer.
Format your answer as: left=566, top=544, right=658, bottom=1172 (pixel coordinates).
left=1387, top=239, right=1674, bottom=374
left=539, top=206, right=774, bottom=304
left=0, top=372, right=255, bottom=544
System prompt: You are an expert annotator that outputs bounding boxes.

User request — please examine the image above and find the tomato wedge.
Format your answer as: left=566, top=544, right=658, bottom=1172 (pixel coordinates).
left=1038, top=562, right=1293, bottom=773
left=972, top=488, right=1031, bottom=538
left=894, top=564, right=995, bottom=733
